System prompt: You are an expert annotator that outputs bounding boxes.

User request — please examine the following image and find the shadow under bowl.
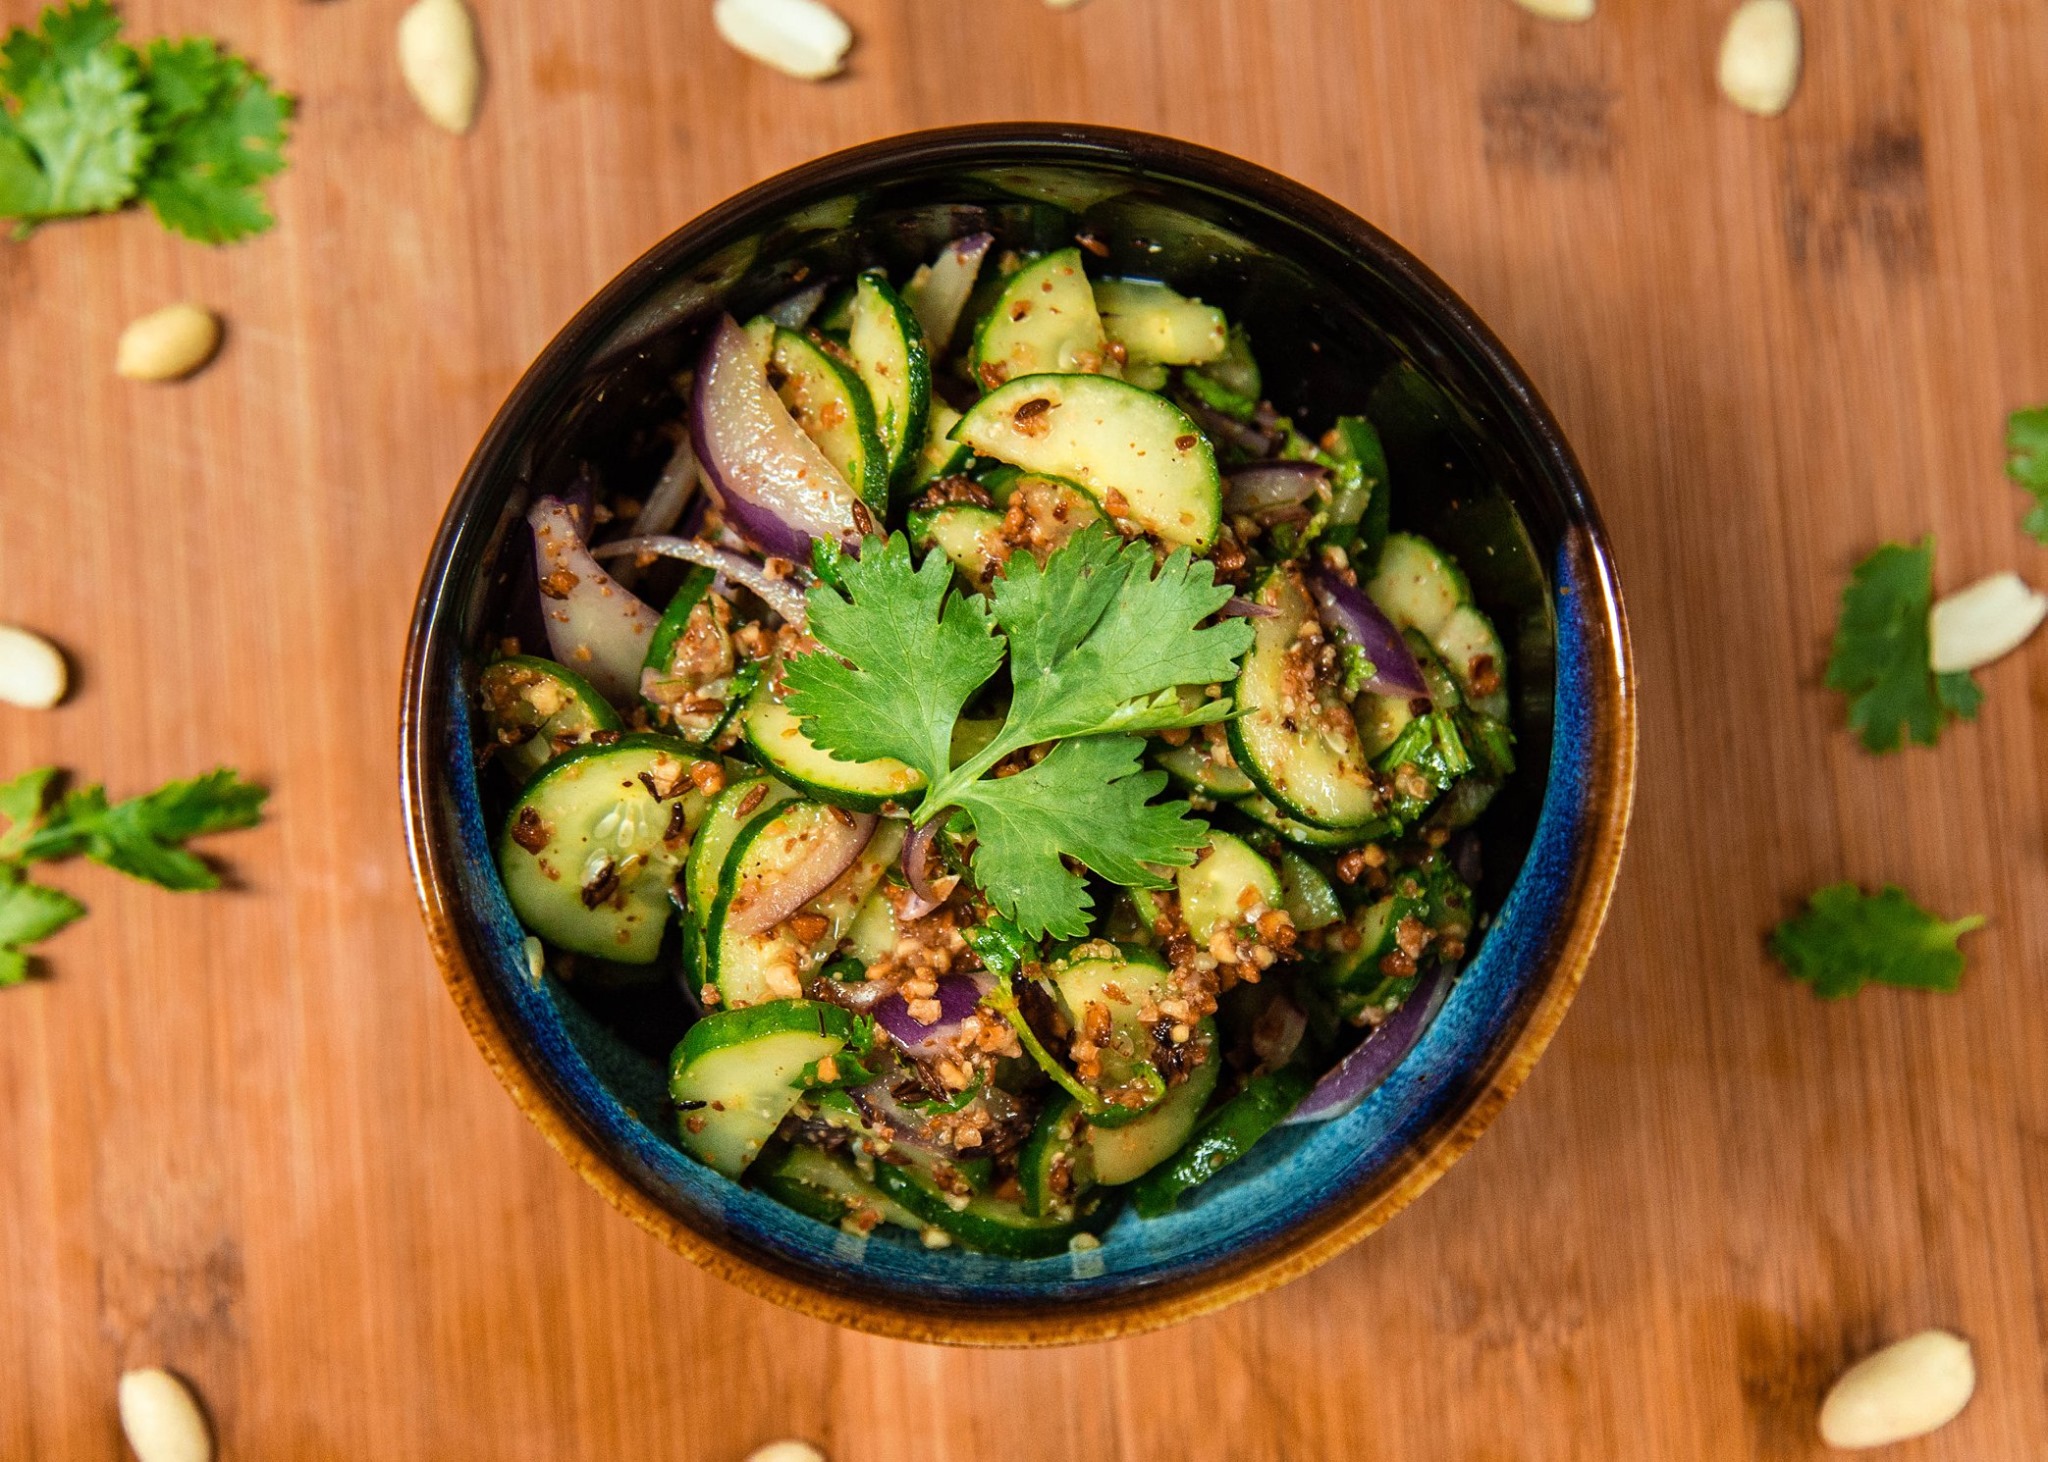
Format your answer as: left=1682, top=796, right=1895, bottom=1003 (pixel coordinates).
left=401, top=123, right=1635, bottom=1346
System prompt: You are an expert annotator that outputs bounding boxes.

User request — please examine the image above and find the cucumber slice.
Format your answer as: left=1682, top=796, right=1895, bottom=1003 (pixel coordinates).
left=869, top=1161, right=1102, bottom=1259
left=843, top=886, right=897, bottom=964
left=1277, top=852, right=1343, bottom=932
left=1090, top=1019, right=1222, bottom=1186
left=907, top=503, right=1006, bottom=588
left=1191, top=322, right=1261, bottom=402
left=1228, top=566, right=1383, bottom=829
left=669, top=1000, right=866, bottom=1177
left=1320, top=884, right=1425, bottom=992
left=969, top=248, right=1109, bottom=389
left=770, top=327, right=888, bottom=510
left=1234, top=794, right=1373, bottom=850
left=1176, top=832, right=1282, bottom=941
left=1323, top=415, right=1389, bottom=563
left=640, top=571, right=752, bottom=743
left=1431, top=603, right=1509, bottom=720
left=741, top=675, right=924, bottom=812
left=680, top=775, right=797, bottom=988
left=1366, top=533, right=1471, bottom=638
left=953, top=374, right=1223, bottom=549
left=1154, top=740, right=1256, bottom=799
left=1018, top=1095, right=1095, bottom=1220
left=1130, top=1060, right=1315, bottom=1218
left=847, top=273, right=931, bottom=487
left=1050, top=947, right=1175, bottom=1121
left=1373, top=710, right=1472, bottom=825
left=1092, top=279, right=1228, bottom=366
left=753, top=1144, right=921, bottom=1233
left=905, top=400, right=972, bottom=494
left=496, top=735, right=713, bottom=963
left=707, top=806, right=905, bottom=1008
left=477, top=656, right=624, bottom=784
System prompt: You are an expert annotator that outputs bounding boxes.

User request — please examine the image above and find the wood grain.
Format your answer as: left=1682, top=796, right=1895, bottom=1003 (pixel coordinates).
left=3, top=0, right=2045, bottom=1456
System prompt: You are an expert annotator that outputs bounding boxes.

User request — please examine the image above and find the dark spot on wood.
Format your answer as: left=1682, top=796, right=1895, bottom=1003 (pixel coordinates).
left=1783, top=123, right=1931, bottom=274
left=1479, top=76, right=1617, bottom=174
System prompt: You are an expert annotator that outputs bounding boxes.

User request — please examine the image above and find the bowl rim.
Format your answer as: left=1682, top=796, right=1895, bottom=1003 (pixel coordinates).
left=400, top=120, right=1636, bottom=1346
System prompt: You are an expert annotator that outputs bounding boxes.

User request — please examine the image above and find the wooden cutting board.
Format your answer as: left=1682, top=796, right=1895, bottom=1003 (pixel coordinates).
left=2, top=0, right=2043, bottom=1456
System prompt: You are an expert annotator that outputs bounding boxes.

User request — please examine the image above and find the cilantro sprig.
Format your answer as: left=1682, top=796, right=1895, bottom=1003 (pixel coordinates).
left=784, top=526, right=1254, bottom=939
left=1769, top=883, right=1984, bottom=999
left=0, top=765, right=266, bottom=984
left=0, top=1, right=291, bottom=243
left=1825, top=538, right=1980, bottom=753
left=2008, top=405, right=2048, bottom=544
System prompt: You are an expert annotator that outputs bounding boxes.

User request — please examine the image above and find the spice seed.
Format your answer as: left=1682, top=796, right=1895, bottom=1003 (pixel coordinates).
left=117, top=1368, right=213, bottom=1462
left=398, top=0, right=483, bottom=134
left=712, top=0, right=853, bottom=81
left=115, top=303, right=221, bottom=382
left=1718, top=0, right=1802, bottom=117
left=1818, top=1330, right=1975, bottom=1449
left=0, top=625, right=67, bottom=709
left=1929, top=571, right=2048, bottom=673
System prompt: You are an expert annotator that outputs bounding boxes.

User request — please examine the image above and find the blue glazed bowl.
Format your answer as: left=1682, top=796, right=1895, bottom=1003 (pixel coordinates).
left=401, top=124, right=1635, bottom=1345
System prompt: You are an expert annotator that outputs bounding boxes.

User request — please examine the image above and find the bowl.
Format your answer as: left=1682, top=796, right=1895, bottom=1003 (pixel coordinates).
left=401, top=123, right=1635, bottom=1345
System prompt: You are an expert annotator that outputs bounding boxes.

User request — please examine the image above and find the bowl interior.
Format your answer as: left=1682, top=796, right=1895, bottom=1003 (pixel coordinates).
left=407, top=127, right=1624, bottom=1337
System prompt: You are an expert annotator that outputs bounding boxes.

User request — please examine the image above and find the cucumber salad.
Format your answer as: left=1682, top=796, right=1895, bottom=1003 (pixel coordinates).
left=480, top=234, right=1518, bottom=1258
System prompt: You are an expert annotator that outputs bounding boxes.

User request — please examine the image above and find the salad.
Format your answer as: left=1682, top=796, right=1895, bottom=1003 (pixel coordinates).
left=479, top=233, right=1517, bottom=1257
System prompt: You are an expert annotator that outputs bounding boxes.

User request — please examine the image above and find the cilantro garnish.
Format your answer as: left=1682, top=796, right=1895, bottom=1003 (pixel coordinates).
left=1769, top=883, right=1984, bottom=999
left=2008, top=405, right=2048, bottom=544
left=784, top=526, right=1253, bottom=939
left=0, top=764, right=266, bottom=984
left=0, top=2, right=291, bottom=242
left=1825, top=538, right=1980, bottom=753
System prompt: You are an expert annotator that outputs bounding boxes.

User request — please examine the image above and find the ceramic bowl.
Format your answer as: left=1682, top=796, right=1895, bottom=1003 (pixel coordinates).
left=401, top=123, right=1635, bottom=1345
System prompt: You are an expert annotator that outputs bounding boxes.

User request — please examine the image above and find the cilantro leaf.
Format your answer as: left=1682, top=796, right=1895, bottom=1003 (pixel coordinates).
left=1825, top=538, right=1979, bottom=753
left=784, top=533, right=1004, bottom=776
left=957, top=736, right=1199, bottom=939
left=0, top=863, right=85, bottom=985
left=0, top=1, right=149, bottom=229
left=2007, top=405, right=2048, bottom=544
left=0, top=766, right=58, bottom=859
left=785, top=527, right=1254, bottom=939
left=1769, top=883, right=1984, bottom=998
left=9, top=768, right=267, bottom=890
left=135, top=38, right=291, bottom=244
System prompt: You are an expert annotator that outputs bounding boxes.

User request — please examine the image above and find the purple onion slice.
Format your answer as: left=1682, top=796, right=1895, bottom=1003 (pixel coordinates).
left=1224, top=460, right=1328, bottom=517
left=1219, top=596, right=1280, bottom=619
left=721, top=810, right=878, bottom=938
left=1309, top=566, right=1430, bottom=702
left=874, top=970, right=995, bottom=1059
left=527, top=496, right=661, bottom=704
left=591, top=535, right=809, bottom=625
left=897, top=818, right=961, bottom=920
left=908, top=232, right=993, bottom=357
left=692, top=314, right=862, bottom=561
left=1285, top=961, right=1455, bottom=1125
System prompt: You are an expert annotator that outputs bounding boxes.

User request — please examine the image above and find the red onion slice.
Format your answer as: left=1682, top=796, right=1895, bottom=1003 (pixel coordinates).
left=590, top=535, right=809, bottom=625
left=897, top=818, right=961, bottom=920
left=528, top=496, right=661, bottom=704
left=908, top=232, right=992, bottom=357
left=766, top=282, right=828, bottom=329
left=1219, top=596, right=1280, bottom=619
left=874, top=970, right=995, bottom=1058
left=631, top=435, right=701, bottom=538
left=1285, top=961, right=1454, bottom=1125
left=722, top=809, right=878, bottom=938
left=1224, top=460, right=1329, bottom=517
left=1309, top=566, right=1431, bottom=702
left=692, top=314, right=861, bottom=561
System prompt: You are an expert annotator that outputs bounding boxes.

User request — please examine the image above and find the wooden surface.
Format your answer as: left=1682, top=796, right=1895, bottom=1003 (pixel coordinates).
left=3, top=0, right=2045, bottom=1455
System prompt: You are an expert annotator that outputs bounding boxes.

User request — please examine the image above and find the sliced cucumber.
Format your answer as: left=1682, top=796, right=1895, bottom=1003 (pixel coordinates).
left=1049, top=947, right=1175, bottom=1120
left=953, top=373, right=1222, bottom=549
left=680, top=775, right=798, bottom=988
left=1176, top=832, right=1282, bottom=941
left=1227, top=566, right=1383, bottom=829
left=1320, top=883, right=1426, bottom=992
left=1278, top=851, right=1343, bottom=932
left=496, top=735, right=713, bottom=963
left=843, top=886, right=897, bottom=964
left=1234, top=793, right=1372, bottom=850
left=1090, top=1020, right=1222, bottom=1186
left=1191, top=322, right=1261, bottom=402
left=770, top=327, right=888, bottom=510
left=1154, top=739, right=1256, bottom=799
left=907, top=503, right=1006, bottom=588
left=905, top=400, right=972, bottom=494
left=847, top=272, right=931, bottom=487
left=969, top=248, right=1109, bottom=388
left=1373, top=710, right=1472, bottom=825
left=741, top=675, right=925, bottom=812
left=1018, top=1095, right=1095, bottom=1220
left=1431, top=603, right=1509, bottom=720
left=669, top=1000, right=866, bottom=1177
left=870, top=1161, right=1103, bottom=1259
left=1323, top=416, right=1389, bottom=562
left=707, top=806, right=905, bottom=1008
left=1092, top=279, right=1228, bottom=366
left=752, top=1144, right=920, bottom=1232
left=1130, top=1060, right=1315, bottom=1218
left=1366, top=533, right=1470, bottom=639
left=478, top=656, right=623, bottom=784
left=641, top=571, right=752, bottom=743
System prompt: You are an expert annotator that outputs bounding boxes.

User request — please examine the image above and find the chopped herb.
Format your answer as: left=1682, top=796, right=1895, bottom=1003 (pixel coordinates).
left=1769, top=883, right=1985, bottom=999
left=2008, top=405, right=2048, bottom=544
left=1825, top=538, right=1980, bottom=753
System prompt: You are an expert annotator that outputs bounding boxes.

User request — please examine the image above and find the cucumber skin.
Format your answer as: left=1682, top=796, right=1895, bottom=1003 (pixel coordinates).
left=670, top=999, right=863, bottom=1071
left=870, top=1161, right=1116, bottom=1259
left=850, top=273, right=933, bottom=489
left=1018, top=1096, right=1095, bottom=1219
left=771, top=327, right=890, bottom=510
left=1130, top=1061, right=1317, bottom=1219
left=478, top=655, right=623, bottom=783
